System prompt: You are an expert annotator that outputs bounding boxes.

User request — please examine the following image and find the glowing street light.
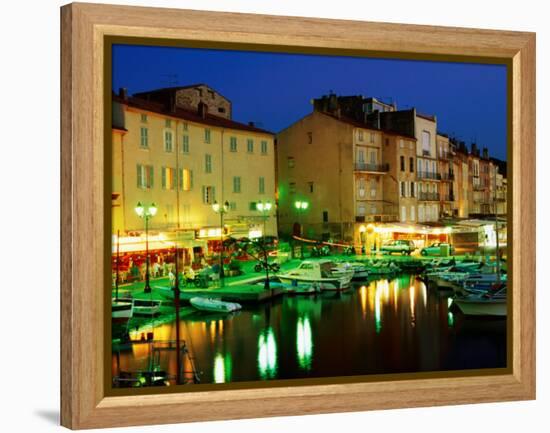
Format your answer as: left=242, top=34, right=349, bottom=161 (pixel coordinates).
left=294, top=200, right=309, bottom=259
left=256, top=201, right=274, bottom=291
left=134, top=202, right=157, bottom=293
left=212, top=200, right=230, bottom=286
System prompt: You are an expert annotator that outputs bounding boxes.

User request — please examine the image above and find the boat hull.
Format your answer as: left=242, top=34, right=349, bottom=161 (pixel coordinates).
left=277, top=275, right=352, bottom=291
left=454, top=298, right=507, bottom=317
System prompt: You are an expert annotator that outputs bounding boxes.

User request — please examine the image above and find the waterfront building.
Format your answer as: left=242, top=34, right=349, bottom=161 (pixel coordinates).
left=437, top=133, right=457, bottom=218
left=111, top=87, right=276, bottom=262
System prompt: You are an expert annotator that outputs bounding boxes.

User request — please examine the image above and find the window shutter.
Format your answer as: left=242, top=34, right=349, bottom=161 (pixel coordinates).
left=178, top=169, right=183, bottom=190
left=190, top=170, right=194, bottom=189
left=149, top=166, right=154, bottom=188
left=202, top=186, right=206, bottom=203
left=212, top=186, right=216, bottom=202
left=137, top=164, right=142, bottom=188
left=161, top=167, right=166, bottom=189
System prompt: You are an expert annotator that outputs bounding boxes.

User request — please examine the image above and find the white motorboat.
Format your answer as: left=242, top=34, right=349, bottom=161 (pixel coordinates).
left=112, top=298, right=133, bottom=322
left=132, top=299, right=162, bottom=317
left=277, top=259, right=353, bottom=291
left=190, top=297, right=242, bottom=313
left=453, top=286, right=507, bottom=317
left=334, top=261, right=369, bottom=280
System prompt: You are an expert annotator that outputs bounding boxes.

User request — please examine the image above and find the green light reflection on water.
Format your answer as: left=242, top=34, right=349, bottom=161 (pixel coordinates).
left=213, top=352, right=232, bottom=383
left=296, top=316, right=313, bottom=370
left=258, top=327, right=278, bottom=379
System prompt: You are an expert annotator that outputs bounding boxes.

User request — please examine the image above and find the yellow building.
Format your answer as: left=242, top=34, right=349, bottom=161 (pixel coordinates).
left=111, top=88, right=276, bottom=259
left=415, top=113, right=440, bottom=222
left=436, top=134, right=457, bottom=218
left=277, top=110, right=415, bottom=248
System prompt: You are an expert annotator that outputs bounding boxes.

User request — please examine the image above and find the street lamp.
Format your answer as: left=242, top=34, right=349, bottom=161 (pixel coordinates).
left=294, top=200, right=309, bottom=259
left=212, top=200, right=230, bottom=286
left=135, top=202, right=158, bottom=293
left=256, top=201, right=274, bottom=291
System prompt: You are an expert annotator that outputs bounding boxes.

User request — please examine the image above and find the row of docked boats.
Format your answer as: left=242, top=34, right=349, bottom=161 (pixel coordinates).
left=422, top=258, right=507, bottom=317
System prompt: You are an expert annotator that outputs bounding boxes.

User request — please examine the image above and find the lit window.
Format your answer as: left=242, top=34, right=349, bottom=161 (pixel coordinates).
left=179, top=168, right=192, bottom=191
left=202, top=186, right=215, bottom=204
left=137, top=164, right=153, bottom=189
left=161, top=167, right=176, bottom=190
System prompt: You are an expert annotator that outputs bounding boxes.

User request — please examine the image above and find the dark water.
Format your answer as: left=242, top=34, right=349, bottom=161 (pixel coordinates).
left=112, top=275, right=507, bottom=385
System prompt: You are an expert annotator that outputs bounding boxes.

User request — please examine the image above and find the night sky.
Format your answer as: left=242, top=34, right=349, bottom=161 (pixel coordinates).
left=113, top=45, right=507, bottom=160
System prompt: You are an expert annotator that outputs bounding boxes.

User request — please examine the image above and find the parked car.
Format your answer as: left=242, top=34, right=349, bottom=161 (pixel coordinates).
left=380, top=240, right=416, bottom=255
left=420, top=242, right=455, bottom=256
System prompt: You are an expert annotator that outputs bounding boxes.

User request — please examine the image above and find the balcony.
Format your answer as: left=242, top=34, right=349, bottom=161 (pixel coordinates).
left=354, top=163, right=389, bottom=173
left=418, top=192, right=440, bottom=201
left=439, top=151, right=453, bottom=160
left=417, top=171, right=441, bottom=180
left=422, top=149, right=431, bottom=157
left=355, top=214, right=398, bottom=223
left=440, top=172, right=455, bottom=181
left=472, top=184, right=486, bottom=191
left=356, top=201, right=398, bottom=222
left=441, top=194, right=455, bottom=202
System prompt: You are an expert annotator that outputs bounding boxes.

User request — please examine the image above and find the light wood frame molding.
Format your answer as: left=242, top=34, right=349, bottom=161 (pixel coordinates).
left=60, top=2, right=535, bottom=429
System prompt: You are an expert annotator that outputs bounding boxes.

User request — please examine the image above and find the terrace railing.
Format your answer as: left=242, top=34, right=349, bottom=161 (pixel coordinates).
left=354, top=162, right=390, bottom=173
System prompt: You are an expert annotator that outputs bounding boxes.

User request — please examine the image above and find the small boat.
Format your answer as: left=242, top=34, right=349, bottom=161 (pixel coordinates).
left=190, top=297, right=242, bottom=313
left=452, top=285, right=507, bottom=317
left=364, top=260, right=401, bottom=275
left=253, top=278, right=320, bottom=294
left=334, top=261, right=369, bottom=280
left=277, top=259, right=353, bottom=291
left=132, top=299, right=162, bottom=317
left=112, top=298, right=134, bottom=322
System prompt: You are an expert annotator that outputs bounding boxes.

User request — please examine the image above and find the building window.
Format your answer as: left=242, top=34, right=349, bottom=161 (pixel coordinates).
left=422, top=130, right=431, bottom=154
left=137, top=164, right=153, bottom=189
left=205, top=154, right=212, bottom=173
left=307, top=132, right=313, bottom=144
left=261, top=140, right=268, bottom=154
left=410, top=206, right=416, bottom=221
left=140, top=114, right=147, bottom=123
left=370, top=132, right=375, bottom=143
left=182, top=122, right=188, bottom=131
left=161, top=167, right=176, bottom=190
left=233, top=176, right=241, bottom=193
left=249, top=202, right=257, bottom=211
left=165, top=119, right=171, bottom=128
left=358, top=204, right=365, bottom=215
left=164, top=130, right=173, bottom=152
left=140, top=127, right=148, bottom=148
left=323, top=211, right=329, bottom=223
left=400, top=156, right=405, bottom=171
left=308, top=182, right=314, bottom=193
left=230, top=136, right=237, bottom=152
left=228, top=201, right=236, bottom=211
left=247, top=139, right=254, bottom=153
left=358, top=130, right=364, bottom=142
left=204, top=128, right=211, bottom=143
left=182, top=135, right=189, bottom=153
left=289, top=182, right=296, bottom=194
left=259, top=177, right=265, bottom=194
left=370, top=179, right=377, bottom=198
left=400, top=181, right=406, bottom=197
left=409, top=157, right=414, bottom=172
left=179, top=168, right=192, bottom=191
left=202, top=186, right=215, bottom=204
left=401, top=206, right=406, bottom=222
left=411, top=182, right=415, bottom=197
left=399, top=139, right=404, bottom=149
left=288, top=157, right=295, bottom=168
left=358, top=178, right=366, bottom=198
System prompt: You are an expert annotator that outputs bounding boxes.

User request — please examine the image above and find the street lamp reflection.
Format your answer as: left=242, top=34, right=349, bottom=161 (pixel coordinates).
left=258, top=328, right=277, bottom=379
left=296, top=316, right=313, bottom=370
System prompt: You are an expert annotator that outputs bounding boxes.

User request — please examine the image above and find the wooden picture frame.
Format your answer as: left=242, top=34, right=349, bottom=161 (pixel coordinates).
left=60, top=2, right=536, bottom=429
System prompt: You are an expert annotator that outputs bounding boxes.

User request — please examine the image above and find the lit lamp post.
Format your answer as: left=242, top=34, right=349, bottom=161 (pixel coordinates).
left=256, top=201, right=273, bottom=291
left=212, top=200, right=230, bottom=286
left=294, top=200, right=309, bottom=259
left=134, top=202, right=158, bottom=293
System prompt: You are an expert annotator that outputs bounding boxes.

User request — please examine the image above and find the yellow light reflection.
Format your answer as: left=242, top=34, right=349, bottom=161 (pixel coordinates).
left=360, top=285, right=367, bottom=318
left=409, top=285, right=416, bottom=324
left=213, top=353, right=225, bottom=383
left=420, top=281, right=427, bottom=308
left=392, top=279, right=399, bottom=312
left=375, top=283, right=382, bottom=334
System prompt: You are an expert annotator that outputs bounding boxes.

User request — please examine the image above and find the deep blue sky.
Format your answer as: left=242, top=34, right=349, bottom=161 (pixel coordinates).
left=113, top=45, right=507, bottom=160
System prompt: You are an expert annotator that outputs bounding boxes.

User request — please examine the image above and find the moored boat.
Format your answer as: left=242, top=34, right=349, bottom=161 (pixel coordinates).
left=132, top=299, right=162, bottom=317
left=112, top=298, right=133, bottom=322
left=277, top=259, right=353, bottom=291
left=190, top=297, right=242, bottom=313
left=453, top=286, right=507, bottom=317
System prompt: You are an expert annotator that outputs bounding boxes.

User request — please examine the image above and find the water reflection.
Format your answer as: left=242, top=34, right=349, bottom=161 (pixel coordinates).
left=113, top=274, right=506, bottom=385
left=296, top=316, right=313, bottom=370
left=258, top=327, right=278, bottom=379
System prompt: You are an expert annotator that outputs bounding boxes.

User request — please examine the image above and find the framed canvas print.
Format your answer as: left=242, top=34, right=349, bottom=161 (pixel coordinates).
left=60, top=3, right=536, bottom=429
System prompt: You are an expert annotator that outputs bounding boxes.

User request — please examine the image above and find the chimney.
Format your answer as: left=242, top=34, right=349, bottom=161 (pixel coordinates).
left=471, top=142, right=478, bottom=156
left=482, top=147, right=489, bottom=159
left=248, top=121, right=255, bottom=127
left=198, top=101, right=208, bottom=119
left=118, top=87, right=128, bottom=101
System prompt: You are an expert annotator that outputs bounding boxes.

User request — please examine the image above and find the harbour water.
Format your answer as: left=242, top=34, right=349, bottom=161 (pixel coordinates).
left=112, top=274, right=507, bottom=385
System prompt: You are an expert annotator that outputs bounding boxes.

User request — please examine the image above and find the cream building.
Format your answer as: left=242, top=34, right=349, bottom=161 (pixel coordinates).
left=415, top=114, right=440, bottom=222
left=111, top=88, right=276, bottom=259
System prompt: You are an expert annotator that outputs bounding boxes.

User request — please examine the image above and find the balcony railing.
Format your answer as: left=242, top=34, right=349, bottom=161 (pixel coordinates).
left=418, top=192, right=440, bottom=201
left=417, top=171, right=441, bottom=180
left=472, top=184, right=486, bottom=191
left=354, top=163, right=389, bottom=173
left=422, top=149, right=431, bottom=157
left=439, top=151, right=453, bottom=160
left=441, top=194, right=455, bottom=202
left=440, top=172, right=455, bottom=181
left=355, top=214, right=399, bottom=223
